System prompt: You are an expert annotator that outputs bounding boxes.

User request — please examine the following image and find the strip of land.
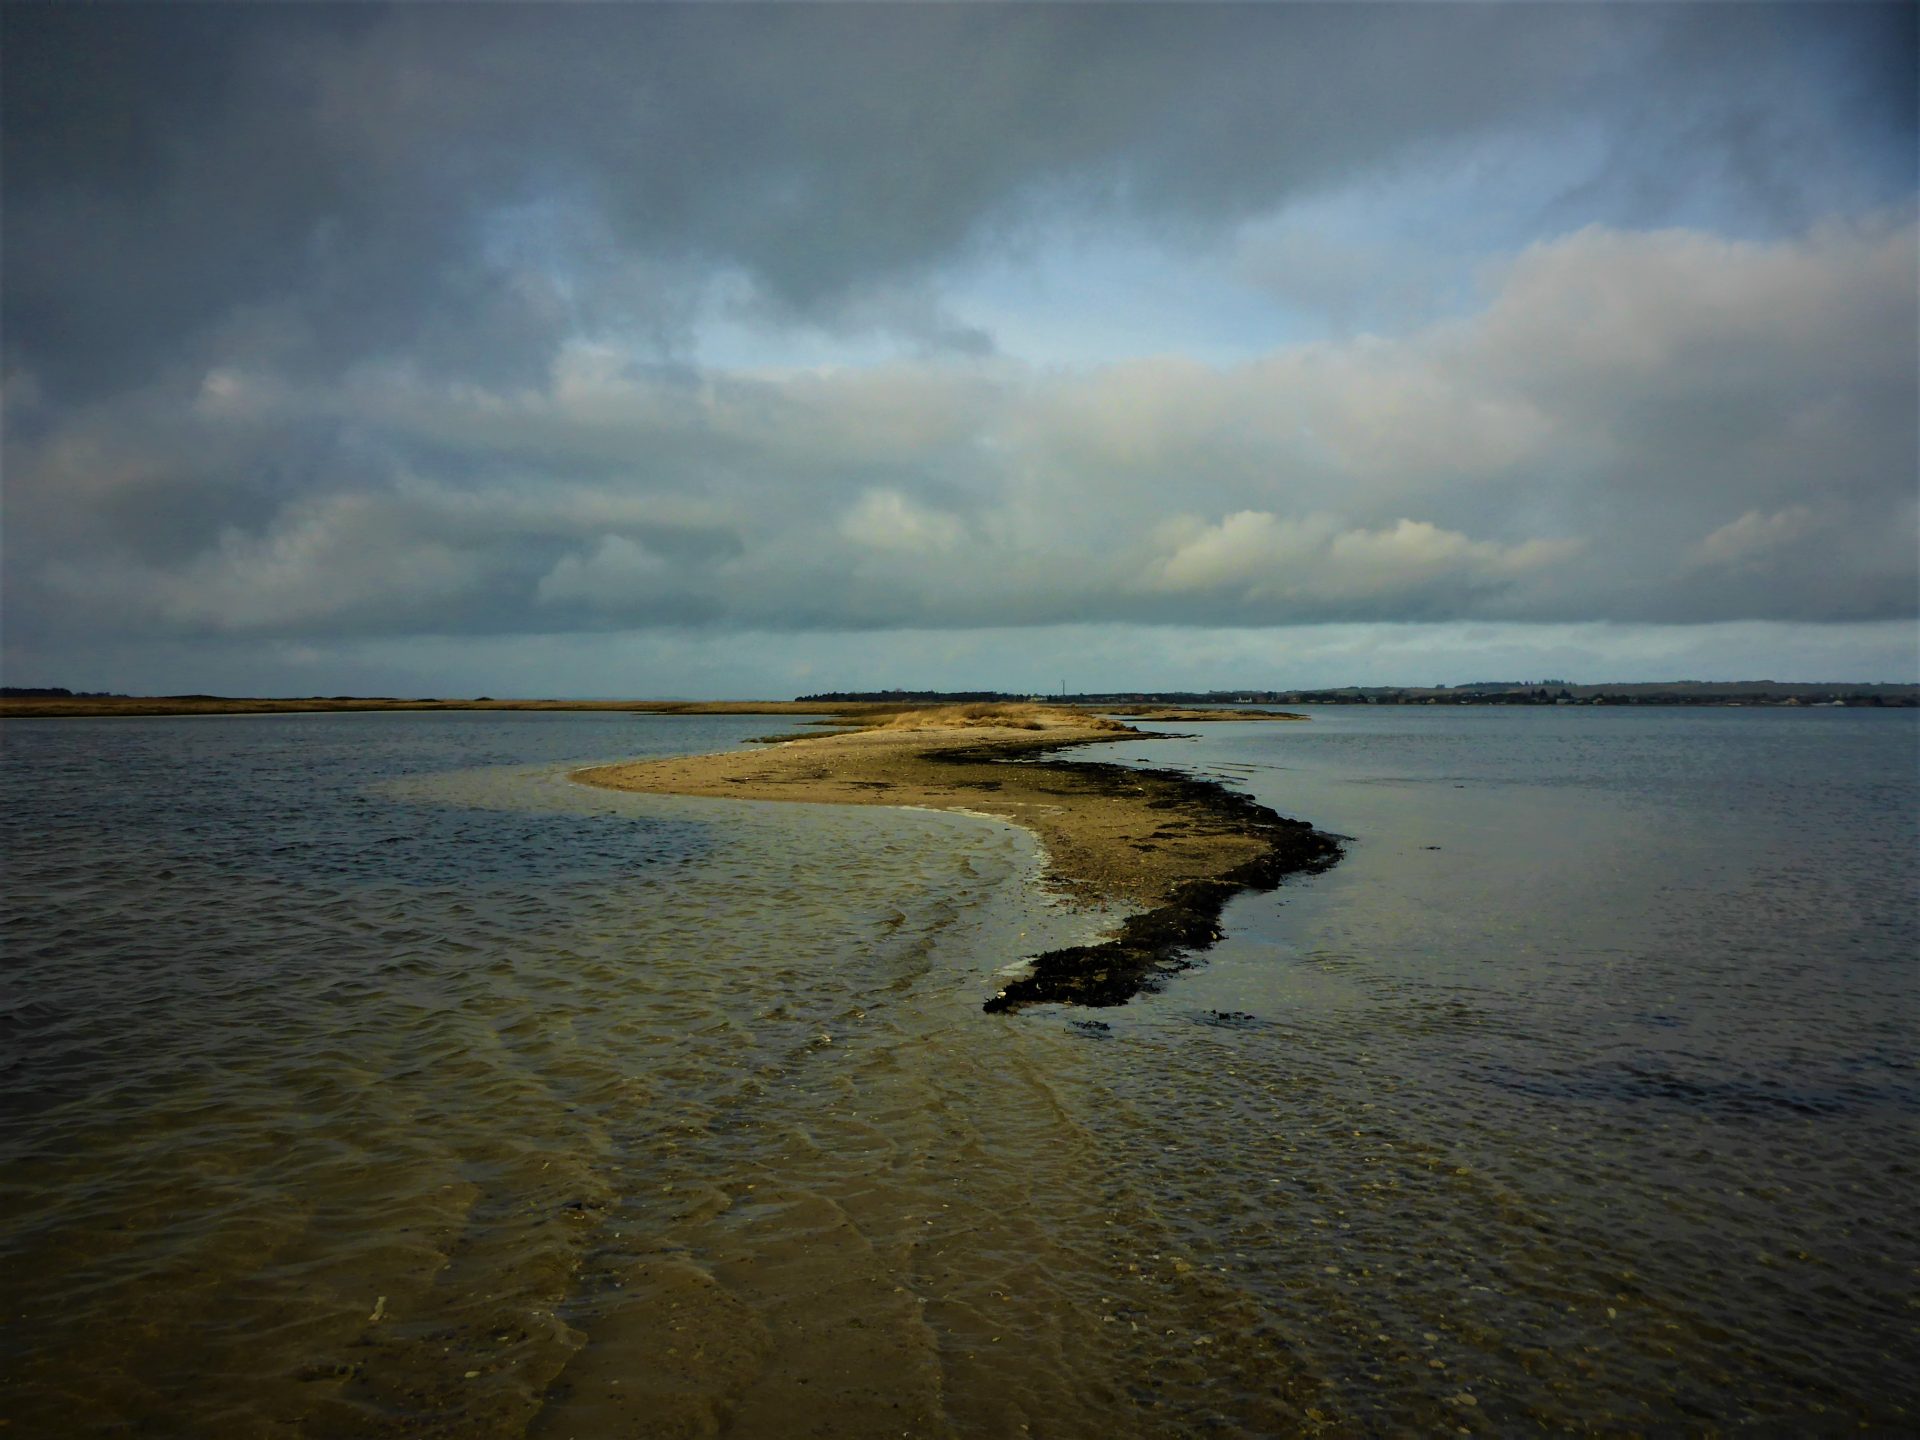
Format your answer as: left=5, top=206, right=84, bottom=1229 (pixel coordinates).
left=0, top=696, right=870, bottom=719
left=0, top=694, right=1302, bottom=722
left=573, top=703, right=1340, bottom=1012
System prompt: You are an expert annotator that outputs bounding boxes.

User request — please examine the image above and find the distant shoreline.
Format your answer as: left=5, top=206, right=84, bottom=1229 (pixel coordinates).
left=0, top=694, right=1309, bottom=722
left=0, top=696, right=873, bottom=719
left=573, top=703, right=1340, bottom=1012
left=5, top=683, right=1913, bottom=719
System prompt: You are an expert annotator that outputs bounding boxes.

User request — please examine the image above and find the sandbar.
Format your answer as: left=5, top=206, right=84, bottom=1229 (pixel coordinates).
left=573, top=704, right=1341, bottom=1011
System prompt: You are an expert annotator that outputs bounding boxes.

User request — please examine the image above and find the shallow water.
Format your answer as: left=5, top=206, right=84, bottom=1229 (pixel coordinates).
left=2, top=706, right=1915, bottom=1434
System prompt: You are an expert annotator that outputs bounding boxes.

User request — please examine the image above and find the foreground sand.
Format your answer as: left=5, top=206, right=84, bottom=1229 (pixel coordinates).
left=575, top=705, right=1340, bottom=1010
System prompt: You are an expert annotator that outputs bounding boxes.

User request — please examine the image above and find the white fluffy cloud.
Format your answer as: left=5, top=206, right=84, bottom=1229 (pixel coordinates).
left=1155, top=513, right=1581, bottom=607
left=43, top=493, right=484, bottom=632
left=1693, top=506, right=1821, bottom=570
left=840, top=491, right=968, bottom=555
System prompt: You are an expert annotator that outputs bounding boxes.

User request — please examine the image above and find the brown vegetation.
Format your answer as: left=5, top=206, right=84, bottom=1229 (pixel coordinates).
left=872, top=702, right=1135, bottom=733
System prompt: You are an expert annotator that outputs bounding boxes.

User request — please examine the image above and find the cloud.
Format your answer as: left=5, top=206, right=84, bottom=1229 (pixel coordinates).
left=535, top=535, right=667, bottom=608
left=5, top=4, right=1911, bottom=401
left=532, top=535, right=723, bottom=625
left=840, top=491, right=967, bottom=555
left=42, top=493, right=485, bottom=633
left=1154, top=512, right=1581, bottom=614
left=2, top=4, right=1913, bottom=689
left=1693, top=506, right=1820, bottom=570
left=6, top=217, right=1913, bottom=650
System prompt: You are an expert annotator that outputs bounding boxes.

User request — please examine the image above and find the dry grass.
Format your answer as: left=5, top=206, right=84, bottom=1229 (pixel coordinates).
left=872, top=702, right=1132, bottom=733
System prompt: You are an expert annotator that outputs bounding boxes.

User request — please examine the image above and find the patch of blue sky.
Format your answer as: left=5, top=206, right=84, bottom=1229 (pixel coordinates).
left=476, top=78, right=1909, bottom=383
left=935, top=223, right=1319, bottom=371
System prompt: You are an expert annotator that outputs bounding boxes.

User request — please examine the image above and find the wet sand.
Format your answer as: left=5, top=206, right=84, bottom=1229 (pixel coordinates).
left=575, top=706, right=1340, bottom=1010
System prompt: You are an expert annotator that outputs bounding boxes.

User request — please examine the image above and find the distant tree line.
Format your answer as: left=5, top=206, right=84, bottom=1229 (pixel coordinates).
left=0, top=686, right=126, bottom=698
left=798, top=684, right=1917, bottom=708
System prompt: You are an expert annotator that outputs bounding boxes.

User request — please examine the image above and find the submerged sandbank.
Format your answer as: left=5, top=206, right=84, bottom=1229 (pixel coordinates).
left=574, top=704, right=1341, bottom=1010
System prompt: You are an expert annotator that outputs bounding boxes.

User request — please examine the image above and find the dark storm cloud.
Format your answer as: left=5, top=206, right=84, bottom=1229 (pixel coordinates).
left=7, top=3, right=1913, bottom=400
left=1544, top=3, right=1917, bottom=232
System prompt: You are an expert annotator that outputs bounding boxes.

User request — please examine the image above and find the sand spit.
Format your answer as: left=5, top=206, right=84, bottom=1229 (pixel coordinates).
left=574, top=704, right=1340, bottom=1011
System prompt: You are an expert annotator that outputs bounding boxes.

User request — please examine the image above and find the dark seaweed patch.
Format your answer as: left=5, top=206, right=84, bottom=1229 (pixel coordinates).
left=960, top=748, right=1342, bottom=1014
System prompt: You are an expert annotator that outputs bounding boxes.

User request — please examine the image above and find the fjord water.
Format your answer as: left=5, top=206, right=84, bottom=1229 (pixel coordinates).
left=2, top=708, right=1914, bottom=1435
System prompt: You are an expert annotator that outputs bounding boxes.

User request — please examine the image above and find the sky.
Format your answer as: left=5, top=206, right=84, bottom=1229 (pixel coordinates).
left=3, top=3, right=1915, bottom=698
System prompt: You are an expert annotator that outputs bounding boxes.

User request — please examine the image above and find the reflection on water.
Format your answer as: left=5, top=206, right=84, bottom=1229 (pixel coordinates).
left=2, top=707, right=1916, bottom=1434
left=1080, top=706, right=1920, bottom=1429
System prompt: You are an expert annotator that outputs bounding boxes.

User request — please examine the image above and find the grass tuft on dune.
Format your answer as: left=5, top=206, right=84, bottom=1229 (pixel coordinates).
left=872, top=703, right=1133, bottom=733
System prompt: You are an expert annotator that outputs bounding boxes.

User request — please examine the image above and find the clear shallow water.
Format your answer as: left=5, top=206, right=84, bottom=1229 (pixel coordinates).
left=2, top=707, right=1915, bottom=1435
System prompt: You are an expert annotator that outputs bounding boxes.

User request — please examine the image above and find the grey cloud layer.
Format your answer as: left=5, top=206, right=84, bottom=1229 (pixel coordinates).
left=6, top=3, right=1912, bottom=397
left=9, top=219, right=1913, bottom=643
left=3, top=4, right=1914, bottom=660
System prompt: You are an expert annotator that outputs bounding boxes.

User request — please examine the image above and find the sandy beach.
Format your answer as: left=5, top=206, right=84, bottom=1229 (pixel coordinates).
left=574, top=704, right=1340, bottom=1009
